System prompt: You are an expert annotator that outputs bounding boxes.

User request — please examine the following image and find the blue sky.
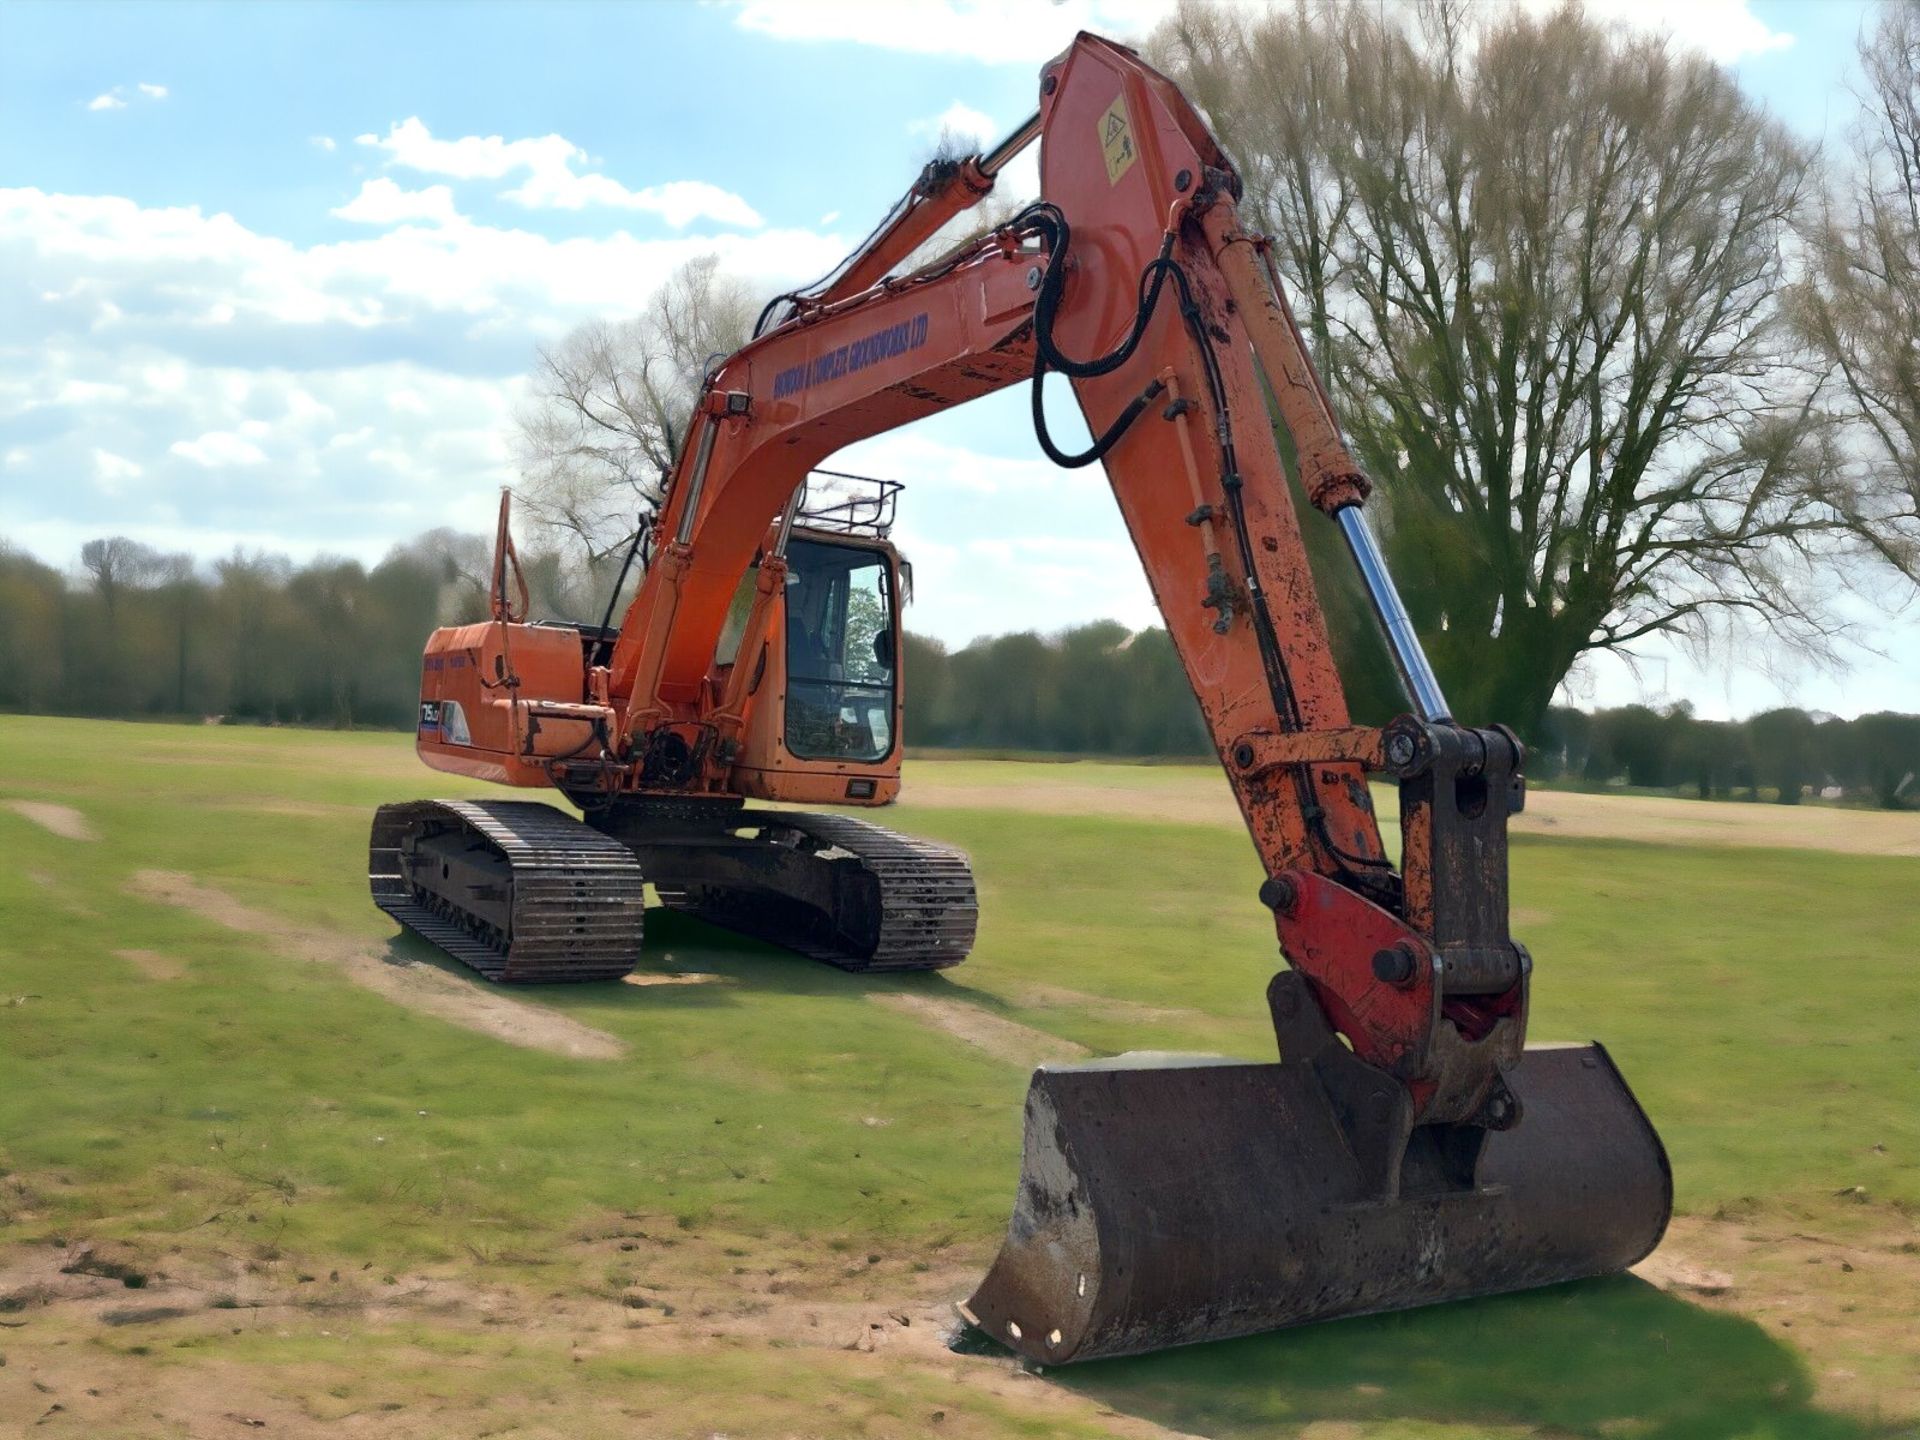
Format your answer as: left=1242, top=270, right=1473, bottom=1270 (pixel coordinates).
left=2, top=0, right=1912, bottom=719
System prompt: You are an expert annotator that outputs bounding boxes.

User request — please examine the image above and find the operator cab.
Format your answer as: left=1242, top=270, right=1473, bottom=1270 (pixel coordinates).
left=725, top=471, right=909, bottom=804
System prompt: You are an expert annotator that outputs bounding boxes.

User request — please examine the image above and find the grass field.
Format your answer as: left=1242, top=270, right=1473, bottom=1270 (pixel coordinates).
left=2, top=714, right=1917, bottom=1438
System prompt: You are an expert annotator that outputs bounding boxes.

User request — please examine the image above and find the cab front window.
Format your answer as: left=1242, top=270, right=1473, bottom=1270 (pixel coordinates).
left=784, top=539, right=895, bottom=762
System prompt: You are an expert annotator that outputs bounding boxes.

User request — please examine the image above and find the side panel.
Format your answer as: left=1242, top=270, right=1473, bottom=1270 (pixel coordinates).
left=416, top=622, right=595, bottom=787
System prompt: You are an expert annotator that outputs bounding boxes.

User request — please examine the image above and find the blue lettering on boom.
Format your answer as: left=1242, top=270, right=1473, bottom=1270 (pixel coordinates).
left=770, top=312, right=931, bottom=400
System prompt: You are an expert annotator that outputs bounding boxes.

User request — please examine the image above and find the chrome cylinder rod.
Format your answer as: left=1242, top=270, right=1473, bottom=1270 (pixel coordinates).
left=1335, top=505, right=1452, bottom=724
left=979, top=112, right=1042, bottom=178
left=771, top=479, right=805, bottom=556
left=672, top=415, right=721, bottom=547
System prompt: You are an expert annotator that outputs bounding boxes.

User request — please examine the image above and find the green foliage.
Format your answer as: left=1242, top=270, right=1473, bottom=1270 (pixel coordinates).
left=1748, top=707, right=1821, bottom=805
left=1528, top=702, right=1918, bottom=809
left=1853, top=711, right=1920, bottom=808
left=905, top=623, right=1210, bottom=756
left=0, top=539, right=490, bottom=729
left=8, top=532, right=1919, bottom=809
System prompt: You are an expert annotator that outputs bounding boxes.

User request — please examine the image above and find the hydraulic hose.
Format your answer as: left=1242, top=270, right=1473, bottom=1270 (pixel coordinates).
left=1018, top=199, right=1389, bottom=883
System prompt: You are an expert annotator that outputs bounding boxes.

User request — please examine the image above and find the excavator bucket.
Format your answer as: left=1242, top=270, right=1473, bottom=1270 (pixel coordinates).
left=963, top=1023, right=1670, bottom=1364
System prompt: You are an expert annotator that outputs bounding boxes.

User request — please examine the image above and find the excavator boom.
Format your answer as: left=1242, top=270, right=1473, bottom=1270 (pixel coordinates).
left=373, top=31, right=1670, bottom=1365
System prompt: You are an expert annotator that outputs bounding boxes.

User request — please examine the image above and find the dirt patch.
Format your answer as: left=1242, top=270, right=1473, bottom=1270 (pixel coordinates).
left=0, top=1220, right=1189, bottom=1440
left=904, top=776, right=1241, bottom=829
left=870, top=992, right=1090, bottom=1068
left=127, top=870, right=625, bottom=1060
left=621, top=970, right=732, bottom=988
left=2, top=1205, right=1913, bottom=1438
left=114, top=948, right=185, bottom=981
left=1517, top=789, right=1920, bottom=856
left=1634, top=1213, right=1920, bottom=1419
left=1008, top=981, right=1201, bottom=1025
left=904, top=769, right=1920, bottom=857
left=4, top=800, right=97, bottom=841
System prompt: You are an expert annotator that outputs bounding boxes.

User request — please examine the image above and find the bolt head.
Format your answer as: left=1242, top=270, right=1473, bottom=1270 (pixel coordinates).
left=1386, top=734, right=1417, bottom=768
left=1371, top=944, right=1418, bottom=987
left=1259, top=875, right=1298, bottom=915
left=1026, top=266, right=1043, bottom=291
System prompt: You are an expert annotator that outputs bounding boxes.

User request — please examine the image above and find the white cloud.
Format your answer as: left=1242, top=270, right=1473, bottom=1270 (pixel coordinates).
left=0, top=183, right=851, bottom=570
left=357, top=116, right=574, bottom=181
left=311, top=135, right=337, bottom=152
left=93, top=448, right=143, bottom=482
left=504, top=173, right=762, bottom=227
left=911, top=102, right=996, bottom=145
left=331, top=178, right=462, bottom=227
left=357, top=117, right=762, bottom=226
left=730, top=0, right=1178, bottom=64
left=170, top=431, right=268, bottom=467
left=1520, top=0, right=1795, bottom=64
left=734, top=0, right=1794, bottom=69
left=822, top=405, right=1163, bottom=645
left=3, top=186, right=841, bottom=330
left=86, top=82, right=168, bottom=112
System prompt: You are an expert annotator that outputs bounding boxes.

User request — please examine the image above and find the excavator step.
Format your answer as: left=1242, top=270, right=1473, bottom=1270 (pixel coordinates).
left=618, top=809, right=978, bottom=973
left=370, top=799, right=646, bottom=983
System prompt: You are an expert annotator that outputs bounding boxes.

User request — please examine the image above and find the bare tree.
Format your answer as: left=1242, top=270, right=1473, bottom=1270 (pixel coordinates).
left=153, top=551, right=200, bottom=714
left=514, top=255, right=757, bottom=570
left=1154, top=1, right=1894, bottom=733
left=79, top=536, right=166, bottom=623
left=1793, top=0, right=1920, bottom=578
left=383, top=527, right=493, bottom=623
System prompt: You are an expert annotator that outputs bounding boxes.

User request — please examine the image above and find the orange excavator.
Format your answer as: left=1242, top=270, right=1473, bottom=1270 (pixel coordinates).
left=372, top=34, right=1670, bottom=1363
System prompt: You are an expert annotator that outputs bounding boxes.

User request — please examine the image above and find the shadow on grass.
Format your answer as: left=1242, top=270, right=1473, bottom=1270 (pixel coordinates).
left=1057, top=1274, right=1893, bottom=1440
left=382, top=910, right=1002, bottom=1012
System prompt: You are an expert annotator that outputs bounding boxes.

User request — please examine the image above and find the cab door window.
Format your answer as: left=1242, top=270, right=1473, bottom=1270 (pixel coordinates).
left=784, top=539, right=895, bottom=762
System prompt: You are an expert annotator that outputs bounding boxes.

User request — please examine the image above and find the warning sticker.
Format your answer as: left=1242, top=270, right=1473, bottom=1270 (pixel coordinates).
left=1098, top=93, right=1138, bottom=186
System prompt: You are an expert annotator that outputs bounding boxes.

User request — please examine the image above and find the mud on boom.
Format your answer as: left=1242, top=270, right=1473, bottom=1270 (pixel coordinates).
left=372, top=32, right=1670, bottom=1364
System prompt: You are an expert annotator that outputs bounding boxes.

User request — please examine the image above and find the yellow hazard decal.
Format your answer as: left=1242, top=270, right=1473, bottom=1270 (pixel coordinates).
left=1098, top=93, right=1138, bottom=186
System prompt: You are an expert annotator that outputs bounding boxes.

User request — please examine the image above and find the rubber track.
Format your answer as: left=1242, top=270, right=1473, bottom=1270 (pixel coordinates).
left=654, top=810, right=977, bottom=972
left=370, top=799, right=646, bottom=983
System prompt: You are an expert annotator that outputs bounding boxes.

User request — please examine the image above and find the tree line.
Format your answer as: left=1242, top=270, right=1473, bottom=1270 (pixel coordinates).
left=3, top=533, right=1913, bottom=809
left=0, top=535, right=487, bottom=731
left=1533, top=703, right=1920, bottom=809
left=909, top=630, right=1919, bottom=810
